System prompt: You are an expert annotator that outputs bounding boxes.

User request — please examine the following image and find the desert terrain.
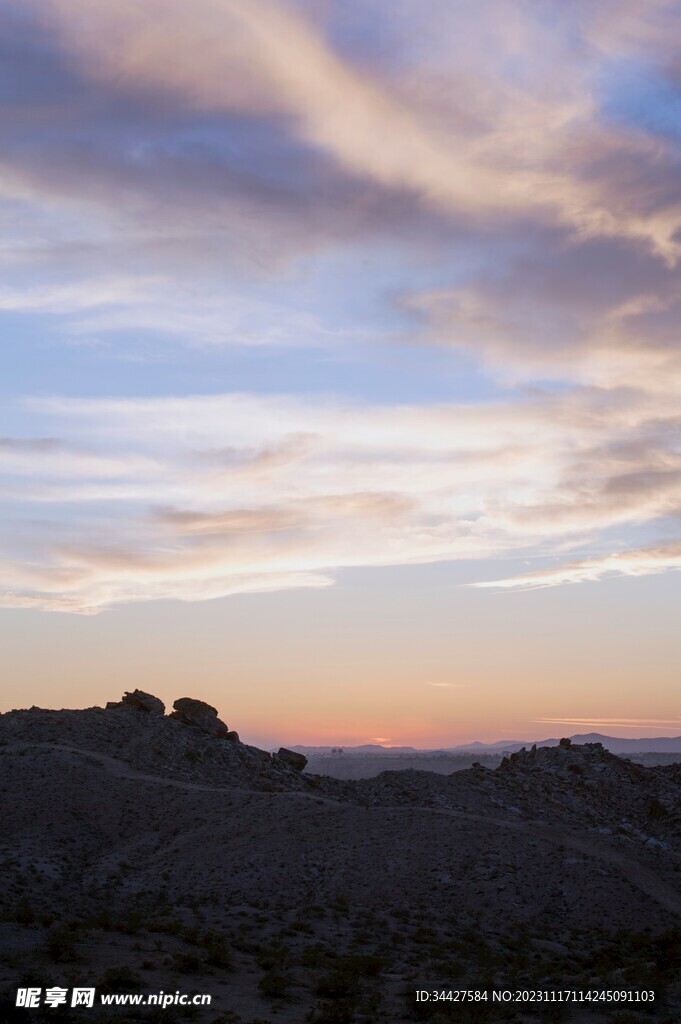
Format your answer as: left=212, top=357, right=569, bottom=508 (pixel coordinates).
left=1, top=692, right=681, bottom=1023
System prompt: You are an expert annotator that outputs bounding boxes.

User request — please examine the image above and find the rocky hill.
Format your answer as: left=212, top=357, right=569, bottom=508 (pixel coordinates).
left=2, top=693, right=681, bottom=1023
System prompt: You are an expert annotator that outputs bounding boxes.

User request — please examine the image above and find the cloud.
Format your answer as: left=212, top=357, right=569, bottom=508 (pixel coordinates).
left=32, top=0, right=681, bottom=258
left=534, top=717, right=681, bottom=729
left=0, top=438, right=64, bottom=452
left=0, top=436, right=158, bottom=480
left=0, top=567, right=334, bottom=616
left=473, top=542, right=681, bottom=590
left=155, top=507, right=307, bottom=537
left=584, top=0, right=681, bottom=62
left=403, top=229, right=681, bottom=394
left=0, top=389, right=676, bottom=612
left=0, top=5, right=453, bottom=353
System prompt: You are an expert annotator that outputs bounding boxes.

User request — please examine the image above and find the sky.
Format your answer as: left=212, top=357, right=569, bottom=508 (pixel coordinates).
left=1, top=0, right=680, bottom=746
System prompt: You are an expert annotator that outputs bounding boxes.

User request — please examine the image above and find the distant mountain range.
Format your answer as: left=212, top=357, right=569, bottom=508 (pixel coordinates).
left=292, top=733, right=681, bottom=756
left=290, top=743, right=418, bottom=755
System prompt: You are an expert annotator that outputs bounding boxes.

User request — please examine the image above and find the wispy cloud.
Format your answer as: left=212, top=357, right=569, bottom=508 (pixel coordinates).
left=473, top=543, right=681, bottom=591
left=35, top=0, right=681, bottom=257
left=534, top=718, right=681, bottom=730
left=0, top=387, right=675, bottom=611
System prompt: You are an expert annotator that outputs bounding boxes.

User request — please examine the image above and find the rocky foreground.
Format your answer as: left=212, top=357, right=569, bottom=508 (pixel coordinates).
left=1, top=693, right=681, bottom=1023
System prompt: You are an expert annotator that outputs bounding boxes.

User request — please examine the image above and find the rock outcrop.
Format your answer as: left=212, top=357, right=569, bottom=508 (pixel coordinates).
left=500, top=739, right=611, bottom=772
left=276, top=747, right=308, bottom=772
left=106, top=689, right=165, bottom=715
left=170, top=697, right=229, bottom=737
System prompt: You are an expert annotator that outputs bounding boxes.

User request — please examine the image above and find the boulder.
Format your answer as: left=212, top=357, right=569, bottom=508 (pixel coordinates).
left=276, top=747, right=308, bottom=772
left=170, top=697, right=228, bottom=737
left=106, top=690, right=165, bottom=715
left=225, top=730, right=240, bottom=743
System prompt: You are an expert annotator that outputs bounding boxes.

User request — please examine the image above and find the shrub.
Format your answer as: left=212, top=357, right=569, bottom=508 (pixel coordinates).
left=258, top=969, right=293, bottom=1001
left=99, top=966, right=143, bottom=992
left=172, top=952, right=204, bottom=974
left=44, top=924, right=79, bottom=962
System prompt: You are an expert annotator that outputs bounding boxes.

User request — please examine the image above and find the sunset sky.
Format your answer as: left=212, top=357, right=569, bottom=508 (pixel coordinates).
left=1, top=0, right=680, bottom=746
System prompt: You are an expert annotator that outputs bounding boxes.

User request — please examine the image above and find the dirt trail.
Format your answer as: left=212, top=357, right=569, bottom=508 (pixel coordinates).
left=7, top=741, right=681, bottom=918
left=434, top=808, right=681, bottom=918
left=4, top=741, right=329, bottom=799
